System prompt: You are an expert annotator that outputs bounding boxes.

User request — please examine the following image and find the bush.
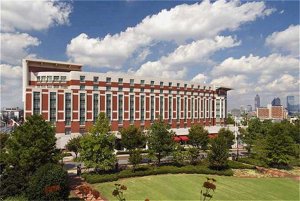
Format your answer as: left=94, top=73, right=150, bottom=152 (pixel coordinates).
left=83, top=164, right=233, bottom=184
left=227, top=160, right=256, bottom=169
left=26, top=163, right=69, bottom=201
left=238, top=157, right=268, bottom=167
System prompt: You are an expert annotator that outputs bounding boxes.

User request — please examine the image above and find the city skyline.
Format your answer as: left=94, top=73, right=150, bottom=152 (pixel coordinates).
left=1, top=0, right=299, bottom=110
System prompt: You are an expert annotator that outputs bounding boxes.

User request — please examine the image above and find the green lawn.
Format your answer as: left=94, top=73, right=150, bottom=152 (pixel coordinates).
left=93, top=174, right=299, bottom=200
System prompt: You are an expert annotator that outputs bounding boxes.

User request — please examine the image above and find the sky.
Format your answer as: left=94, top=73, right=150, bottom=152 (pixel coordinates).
left=1, top=0, right=299, bottom=110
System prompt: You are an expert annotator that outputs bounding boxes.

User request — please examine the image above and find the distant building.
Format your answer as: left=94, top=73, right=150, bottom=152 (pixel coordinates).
left=286, top=96, right=298, bottom=115
left=231, top=108, right=241, bottom=117
left=271, top=97, right=281, bottom=106
left=254, top=94, right=260, bottom=110
left=246, top=105, right=252, bottom=112
left=1, top=107, right=23, bottom=121
left=256, top=104, right=287, bottom=121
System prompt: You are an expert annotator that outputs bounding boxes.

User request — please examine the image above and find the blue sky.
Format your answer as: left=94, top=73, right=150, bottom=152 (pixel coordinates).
left=1, top=0, right=299, bottom=109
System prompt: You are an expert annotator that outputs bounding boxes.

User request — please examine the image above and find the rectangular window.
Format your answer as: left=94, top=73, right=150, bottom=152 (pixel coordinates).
left=141, top=80, right=145, bottom=85
left=169, top=90, right=172, bottom=94
left=130, top=79, right=134, bottom=86
left=191, top=97, right=194, bottom=120
left=184, top=84, right=187, bottom=89
left=65, top=93, right=71, bottom=126
left=93, top=76, right=98, bottom=82
left=93, top=85, right=98, bottom=91
left=184, top=97, right=187, bottom=121
left=47, top=76, right=52, bottom=82
left=216, top=99, right=220, bottom=118
left=93, top=94, right=99, bottom=122
left=160, top=81, right=163, bottom=87
left=141, top=88, right=144, bottom=93
left=160, top=89, right=163, bottom=94
left=130, top=95, right=134, bottom=123
left=61, top=76, right=66, bottom=82
left=151, top=96, right=155, bottom=122
left=106, top=94, right=111, bottom=120
left=118, top=86, right=123, bottom=92
left=80, top=76, right=85, bottom=82
left=177, top=83, right=180, bottom=88
left=118, top=94, right=123, bottom=124
left=151, top=88, right=154, bottom=93
left=168, top=96, right=172, bottom=123
left=118, top=78, right=123, bottom=84
left=169, top=82, right=172, bottom=87
left=106, top=86, right=111, bottom=91
left=151, top=81, right=154, bottom=86
left=65, top=128, right=71, bottom=135
left=106, top=77, right=111, bottom=83
left=177, top=97, right=180, bottom=122
left=37, top=76, right=41, bottom=82
left=50, top=92, right=56, bottom=123
left=33, top=92, right=40, bottom=114
left=141, top=95, right=145, bottom=123
left=53, top=76, right=59, bottom=82
left=160, top=96, right=164, bottom=119
left=80, top=93, right=85, bottom=125
left=130, top=88, right=134, bottom=93
left=80, top=85, right=85, bottom=91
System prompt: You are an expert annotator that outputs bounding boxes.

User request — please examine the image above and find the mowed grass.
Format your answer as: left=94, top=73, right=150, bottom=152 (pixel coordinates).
left=93, top=174, right=299, bottom=200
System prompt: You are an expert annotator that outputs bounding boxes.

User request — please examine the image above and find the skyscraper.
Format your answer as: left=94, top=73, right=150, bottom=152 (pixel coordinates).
left=271, top=97, right=281, bottom=106
left=254, top=94, right=260, bottom=110
left=287, top=96, right=295, bottom=115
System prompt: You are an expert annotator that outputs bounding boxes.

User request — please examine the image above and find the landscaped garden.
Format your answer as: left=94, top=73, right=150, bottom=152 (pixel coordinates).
left=94, top=174, right=299, bottom=200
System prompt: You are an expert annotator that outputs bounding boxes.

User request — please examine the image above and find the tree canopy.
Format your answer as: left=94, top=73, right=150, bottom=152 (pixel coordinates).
left=121, top=125, right=146, bottom=150
left=208, top=136, right=229, bottom=170
left=65, top=136, right=81, bottom=158
left=218, top=128, right=235, bottom=149
left=188, top=124, right=209, bottom=151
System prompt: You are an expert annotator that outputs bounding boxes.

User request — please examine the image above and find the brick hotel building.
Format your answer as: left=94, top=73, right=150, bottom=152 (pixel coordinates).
left=23, top=59, right=230, bottom=147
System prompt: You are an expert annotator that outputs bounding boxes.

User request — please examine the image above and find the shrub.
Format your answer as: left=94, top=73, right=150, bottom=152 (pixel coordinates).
left=26, top=163, right=69, bottom=201
left=227, top=160, right=256, bottom=169
left=0, top=169, right=27, bottom=199
left=238, top=157, right=268, bottom=167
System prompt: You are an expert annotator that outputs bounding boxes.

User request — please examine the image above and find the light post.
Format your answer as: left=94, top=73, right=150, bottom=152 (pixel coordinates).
left=234, top=117, right=239, bottom=161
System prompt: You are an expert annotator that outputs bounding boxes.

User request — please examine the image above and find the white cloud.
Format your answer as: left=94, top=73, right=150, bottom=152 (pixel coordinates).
left=1, top=0, right=72, bottom=32
left=265, top=25, right=300, bottom=56
left=212, top=53, right=299, bottom=77
left=1, top=32, right=40, bottom=65
left=264, top=74, right=299, bottom=93
left=135, top=35, right=240, bottom=79
left=211, top=75, right=249, bottom=94
left=66, top=0, right=273, bottom=68
left=0, top=64, right=23, bottom=107
left=191, top=74, right=208, bottom=84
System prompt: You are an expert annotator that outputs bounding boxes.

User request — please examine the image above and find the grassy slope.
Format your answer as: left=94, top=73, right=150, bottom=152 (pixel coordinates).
left=93, top=174, right=299, bottom=200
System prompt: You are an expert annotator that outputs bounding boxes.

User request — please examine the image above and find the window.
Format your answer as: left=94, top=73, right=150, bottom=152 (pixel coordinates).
left=53, top=76, right=59, bottom=82
left=184, top=84, right=187, bottom=89
left=160, top=81, right=163, bottom=87
left=141, top=95, right=145, bottom=123
left=168, top=96, right=172, bottom=123
left=47, top=76, right=52, bottom=82
left=141, top=80, right=145, bottom=85
left=151, top=96, right=155, bottom=122
left=151, top=88, right=154, bottom=93
left=169, top=90, right=172, bottom=94
left=130, top=79, right=134, bottom=86
left=93, top=94, right=99, bottom=122
left=191, top=97, right=194, bottom=120
left=191, top=84, right=194, bottom=89
left=151, top=81, right=154, bottom=86
left=141, top=88, right=144, bottom=93
left=106, top=86, right=111, bottom=91
left=130, top=88, right=134, bottom=93
left=93, top=76, right=99, bottom=82
left=118, top=86, right=123, bottom=92
left=106, top=94, right=112, bottom=120
left=184, top=97, right=187, bottom=121
left=118, top=78, right=123, bottom=84
left=106, top=77, right=111, bottom=83
left=37, top=76, right=41, bottom=82
left=80, top=85, right=85, bottom=91
left=160, top=89, right=163, bottom=94
left=160, top=96, right=164, bottom=119
left=80, top=76, right=85, bottom=82
left=169, top=82, right=172, bottom=87
left=80, top=93, right=85, bottom=125
left=50, top=92, right=56, bottom=124
left=177, top=83, right=180, bottom=88
left=65, top=93, right=71, bottom=126
left=198, top=85, right=200, bottom=89
left=177, top=97, right=180, bottom=122
left=61, top=76, right=66, bottom=82
left=93, top=85, right=98, bottom=91
left=130, top=95, right=134, bottom=123
left=65, top=128, right=71, bottom=135
left=33, top=92, right=40, bottom=114
left=118, top=95, right=123, bottom=123
left=177, top=90, right=180, bottom=95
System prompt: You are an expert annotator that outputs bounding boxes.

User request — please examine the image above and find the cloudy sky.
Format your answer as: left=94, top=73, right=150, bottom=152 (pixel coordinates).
left=1, top=0, right=299, bottom=110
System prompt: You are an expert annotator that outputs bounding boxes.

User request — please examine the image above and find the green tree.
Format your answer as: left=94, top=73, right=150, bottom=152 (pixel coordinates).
left=147, top=119, right=175, bottom=165
left=65, top=136, right=81, bottom=158
left=121, top=125, right=146, bottom=150
left=254, top=123, right=295, bottom=168
left=218, top=128, right=234, bottom=149
left=128, top=149, right=143, bottom=171
left=0, top=132, right=9, bottom=173
left=79, top=112, right=116, bottom=171
left=188, top=124, right=209, bottom=150
left=226, top=114, right=235, bottom=124
left=208, top=137, right=229, bottom=170
left=1, top=115, right=59, bottom=198
left=172, top=145, right=187, bottom=166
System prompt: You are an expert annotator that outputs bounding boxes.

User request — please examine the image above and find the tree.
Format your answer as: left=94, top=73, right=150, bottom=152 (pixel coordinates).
left=1, top=115, right=59, bottom=198
left=208, top=137, right=229, bottom=170
left=79, top=112, right=116, bottom=171
left=121, top=125, right=146, bottom=171
left=254, top=123, right=295, bottom=168
left=188, top=124, right=209, bottom=151
left=65, top=136, right=81, bottom=158
left=147, top=119, right=175, bottom=165
left=217, top=128, right=234, bottom=149
left=0, top=132, right=9, bottom=174
left=226, top=114, right=235, bottom=125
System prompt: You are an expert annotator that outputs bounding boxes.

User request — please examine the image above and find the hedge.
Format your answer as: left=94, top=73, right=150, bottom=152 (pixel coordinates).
left=238, top=157, right=268, bottom=167
left=82, top=165, right=233, bottom=184
left=227, top=160, right=256, bottom=169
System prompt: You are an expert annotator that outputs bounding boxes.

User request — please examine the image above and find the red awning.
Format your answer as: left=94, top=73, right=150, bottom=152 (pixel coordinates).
left=208, top=134, right=218, bottom=139
left=179, top=136, right=189, bottom=141
left=173, top=136, right=181, bottom=142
